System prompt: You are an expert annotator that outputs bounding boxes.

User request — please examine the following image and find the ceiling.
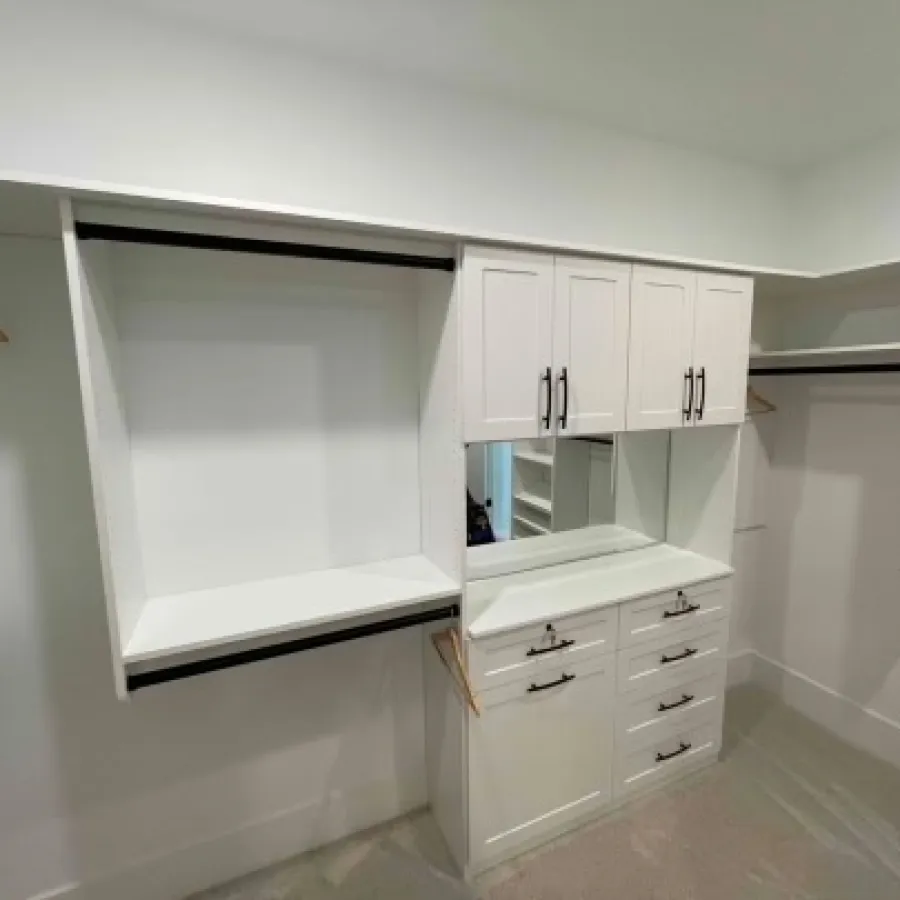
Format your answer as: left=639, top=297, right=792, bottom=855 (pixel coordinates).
left=118, top=0, right=900, bottom=170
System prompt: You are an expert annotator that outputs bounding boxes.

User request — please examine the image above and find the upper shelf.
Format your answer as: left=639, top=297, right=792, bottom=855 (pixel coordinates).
left=124, top=555, right=460, bottom=666
left=750, top=342, right=900, bottom=375
left=514, top=449, right=553, bottom=468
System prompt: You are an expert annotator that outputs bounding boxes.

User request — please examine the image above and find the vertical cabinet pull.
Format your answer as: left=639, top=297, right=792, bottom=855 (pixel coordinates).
left=558, top=367, right=569, bottom=429
left=696, top=366, right=706, bottom=421
left=541, top=366, right=552, bottom=429
left=683, top=367, right=694, bottom=422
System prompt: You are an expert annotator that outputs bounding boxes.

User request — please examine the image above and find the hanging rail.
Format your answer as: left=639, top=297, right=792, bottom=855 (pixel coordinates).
left=75, top=222, right=457, bottom=272
left=127, top=602, right=460, bottom=692
left=749, top=363, right=900, bottom=376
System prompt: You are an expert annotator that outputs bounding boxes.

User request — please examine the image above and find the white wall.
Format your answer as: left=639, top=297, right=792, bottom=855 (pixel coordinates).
left=0, top=1, right=796, bottom=272
left=0, top=236, right=427, bottom=900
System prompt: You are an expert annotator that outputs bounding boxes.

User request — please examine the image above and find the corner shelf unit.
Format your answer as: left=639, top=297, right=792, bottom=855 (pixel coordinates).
left=60, top=202, right=464, bottom=695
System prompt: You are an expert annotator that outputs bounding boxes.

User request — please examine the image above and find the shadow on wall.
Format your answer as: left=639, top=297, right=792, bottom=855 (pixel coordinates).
left=755, top=374, right=900, bottom=724
left=0, top=236, right=427, bottom=900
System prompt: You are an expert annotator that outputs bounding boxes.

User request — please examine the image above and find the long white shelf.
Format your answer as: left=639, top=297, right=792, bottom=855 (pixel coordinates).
left=468, top=544, right=733, bottom=639
left=515, top=491, right=553, bottom=515
left=123, top=555, right=460, bottom=665
left=750, top=342, right=900, bottom=370
left=514, top=450, right=553, bottom=468
left=513, top=514, right=550, bottom=536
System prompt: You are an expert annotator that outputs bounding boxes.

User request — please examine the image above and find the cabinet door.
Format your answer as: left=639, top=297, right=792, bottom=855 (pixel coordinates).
left=462, top=248, right=554, bottom=442
left=691, top=274, right=753, bottom=426
left=626, top=267, right=696, bottom=431
left=552, top=258, right=630, bottom=436
left=468, top=655, right=614, bottom=866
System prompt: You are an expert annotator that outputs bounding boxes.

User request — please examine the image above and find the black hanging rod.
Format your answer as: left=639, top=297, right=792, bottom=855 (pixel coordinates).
left=750, top=363, right=900, bottom=376
left=126, top=602, right=459, bottom=692
left=75, top=221, right=456, bottom=272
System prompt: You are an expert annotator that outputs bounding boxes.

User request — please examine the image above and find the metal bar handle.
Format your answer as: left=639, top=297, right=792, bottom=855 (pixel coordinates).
left=656, top=741, right=692, bottom=763
left=683, top=367, right=694, bottom=421
left=663, top=604, right=701, bottom=619
left=527, top=672, right=575, bottom=693
left=558, top=366, right=569, bottom=429
left=658, top=693, right=695, bottom=713
left=541, top=366, right=552, bottom=429
left=526, top=639, right=575, bottom=657
left=660, top=647, right=699, bottom=665
left=696, top=366, right=706, bottom=420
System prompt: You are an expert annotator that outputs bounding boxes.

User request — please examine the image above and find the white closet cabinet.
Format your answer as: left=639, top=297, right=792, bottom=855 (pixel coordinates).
left=627, top=267, right=752, bottom=431
left=468, top=654, right=615, bottom=865
left=463, top=247, right=630, bottom=442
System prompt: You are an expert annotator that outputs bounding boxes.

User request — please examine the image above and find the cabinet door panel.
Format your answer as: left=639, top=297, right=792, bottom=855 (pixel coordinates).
left=627, top=267, right=695, bottom=431
left=463, top=248, right=554, bottom=442
left=692, top=274, right=753, bottom=426
left=468, top=656, right=614, bottom=866
left=553, top=258, right=630, bottom=436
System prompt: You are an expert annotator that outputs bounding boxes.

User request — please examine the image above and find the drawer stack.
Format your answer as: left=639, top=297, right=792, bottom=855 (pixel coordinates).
left=613, top=579, right=731, bottom=798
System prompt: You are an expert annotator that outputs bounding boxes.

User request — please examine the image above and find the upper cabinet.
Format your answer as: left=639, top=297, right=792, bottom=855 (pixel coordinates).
left=627, top=267, right=752, bottom=431
left=463, top=247, right=630, bottom=442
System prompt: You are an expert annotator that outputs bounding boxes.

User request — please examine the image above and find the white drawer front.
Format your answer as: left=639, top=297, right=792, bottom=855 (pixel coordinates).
left=618, top=578, right=731, bottom=648
left=616, top=619, right=729, bottom=695
left=469, top=654, right=615, bottom=866
left=469, top=606, right=617, bottom=689
left=616, top=662, right=726, bottom=747
left=614, top=711, right=723, bottom=799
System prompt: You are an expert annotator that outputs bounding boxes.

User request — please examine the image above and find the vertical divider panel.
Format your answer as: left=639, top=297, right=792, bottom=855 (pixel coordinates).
left=60, top=199, right=146, bottom=697
left=615, top=431, right=672, bottom=542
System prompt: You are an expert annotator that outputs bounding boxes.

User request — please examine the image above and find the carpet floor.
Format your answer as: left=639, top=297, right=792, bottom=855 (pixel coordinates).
left=190, top=685, right=900, bottom=899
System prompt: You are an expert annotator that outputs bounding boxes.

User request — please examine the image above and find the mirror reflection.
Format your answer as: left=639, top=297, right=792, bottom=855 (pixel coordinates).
left=466, top=436, right=618, bottom=546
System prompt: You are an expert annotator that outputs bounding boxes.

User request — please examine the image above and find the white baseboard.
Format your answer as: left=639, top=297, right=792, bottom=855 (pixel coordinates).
left=26, top=787, right=423, bottom=900
left=726, top=648, right=755, bottom=687
left=745, top=650, right=900, bottom=770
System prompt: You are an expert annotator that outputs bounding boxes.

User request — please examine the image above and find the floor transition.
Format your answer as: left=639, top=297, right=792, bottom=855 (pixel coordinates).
left=190, top=685, right=900, bottom=900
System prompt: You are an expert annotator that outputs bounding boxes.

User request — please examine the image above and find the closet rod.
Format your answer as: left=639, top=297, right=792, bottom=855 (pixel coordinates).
left=126, top=602, right=460, bottom=692
left=750, top=363, right=900, bottom=376
left=74, top=222, right=457, bottom=272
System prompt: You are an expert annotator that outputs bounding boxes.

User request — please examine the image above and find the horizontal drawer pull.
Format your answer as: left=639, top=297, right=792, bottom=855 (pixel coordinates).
left=658, top=693, right=695, bottom=713
left=660, top=647, right=698, bottom=665
left=527, top=672, right=575, bottom=693
left=526, top=639, right=575, bottom=656
left=662, top=604, right=700, bottom=619
left=656, top=741, right=691, bottom=763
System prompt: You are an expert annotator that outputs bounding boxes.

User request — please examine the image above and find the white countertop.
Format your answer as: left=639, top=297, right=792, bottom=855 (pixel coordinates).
left=466, top=524, right=658, bottom=581
left=467, top=544, right=733, bottom=639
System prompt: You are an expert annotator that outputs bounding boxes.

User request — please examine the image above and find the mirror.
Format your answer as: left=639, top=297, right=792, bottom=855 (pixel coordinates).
left=466, top=433, right=670, bottom=575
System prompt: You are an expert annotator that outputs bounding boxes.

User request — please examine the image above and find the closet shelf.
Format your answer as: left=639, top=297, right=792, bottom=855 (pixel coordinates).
left=514, top=449, right=553, bottom=468
left=514, top=491, right=552, bottom=515
left=513, top=514, right=550, bottom=536
left=123, top=555, right=460, bottom=665
left=750, top=342, right=900, bottom=374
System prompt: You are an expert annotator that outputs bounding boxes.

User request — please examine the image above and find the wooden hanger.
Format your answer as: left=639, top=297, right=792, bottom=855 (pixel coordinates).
left=432, top=628, right=481, bottom=716
left=747, top=385, right=776, bottom=415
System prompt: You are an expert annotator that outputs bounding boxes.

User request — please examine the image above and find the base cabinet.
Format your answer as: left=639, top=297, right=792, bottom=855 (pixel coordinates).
left=468, top=654, right=615, bottom=867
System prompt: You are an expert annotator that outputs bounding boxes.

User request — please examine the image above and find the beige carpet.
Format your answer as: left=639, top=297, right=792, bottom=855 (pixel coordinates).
left=191, top=685, right=900, bottom=900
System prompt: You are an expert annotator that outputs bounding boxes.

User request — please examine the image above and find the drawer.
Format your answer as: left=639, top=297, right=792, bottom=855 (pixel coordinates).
left=614, top=710, right=723, bottom=799
left=618, top=578, right=731, bottom=648
left=616, top=618, right=729, bottom=695
left=469, top=653, right=615, bottom=866
left=469, top=606, right=618, bottom=689
left=616, top=662, right=726, bottom=747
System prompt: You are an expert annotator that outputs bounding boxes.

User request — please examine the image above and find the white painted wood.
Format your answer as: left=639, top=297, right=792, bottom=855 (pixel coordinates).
left=613, top=712, right=723, bottom=799
left=616, top=662, right=726, bottom=741
left=692, top=274, right=753, bottom=426
left=468, top=606, right=618, bottom=690
left=512, top=515, right=549, bottom=537
left=462, top=248, right=554, bottom=442
left=613, top=431, right=671, bottom=542
left=465, top=523, right=657, bottom=583
left=549, top=437, right=591, bottom=532
left=667, top=424, right=742, bottom=563
left=423, top=625, right=467, bottom=872
left=468, top=544, right=733, bottom=639
left=586, top=442, right=615, bottom=525
left=514, top=448, right=553, bottom=468
left=627, top=267, right=695, bottom=431
left=515, top=490, right=553, bottom=516
left=617, top=578, right=732, bottom=648
left=59, top=199, right=146, bottom=698
left=417, top=269, right=465, bottom=587
left=616, top=619, right=730, bottom=695
left=552, top=258, right=630, bottom=435
left=468, top=654, right=615, bottom=866
left=123, top=554, right=459, bottom=664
